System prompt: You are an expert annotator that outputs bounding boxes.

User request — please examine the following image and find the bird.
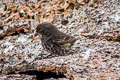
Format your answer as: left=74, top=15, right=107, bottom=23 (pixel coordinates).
left=34, top=22, right=76, bottom=57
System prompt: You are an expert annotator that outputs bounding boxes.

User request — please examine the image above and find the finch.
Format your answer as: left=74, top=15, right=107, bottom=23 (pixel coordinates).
left=34, top=22, right=76, bottom=56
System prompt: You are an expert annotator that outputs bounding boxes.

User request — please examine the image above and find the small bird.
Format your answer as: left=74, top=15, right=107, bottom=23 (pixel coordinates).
left=34, top=22, right=76, bottom=56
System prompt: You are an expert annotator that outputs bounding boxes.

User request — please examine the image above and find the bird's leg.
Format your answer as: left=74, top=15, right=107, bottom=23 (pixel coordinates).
left=34, top=50, right=45, bottom=60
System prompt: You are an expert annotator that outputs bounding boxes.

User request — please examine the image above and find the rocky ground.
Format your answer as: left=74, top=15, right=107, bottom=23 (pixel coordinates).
left=0, top=0, right=120, bottom=80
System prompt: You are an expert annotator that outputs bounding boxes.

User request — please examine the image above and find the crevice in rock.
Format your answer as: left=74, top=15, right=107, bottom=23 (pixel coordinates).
left=19, top=70, right=67, bottom=80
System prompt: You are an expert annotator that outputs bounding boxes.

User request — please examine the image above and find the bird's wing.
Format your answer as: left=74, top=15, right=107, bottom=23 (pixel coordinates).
left=53, top=34, right=76, bottom=45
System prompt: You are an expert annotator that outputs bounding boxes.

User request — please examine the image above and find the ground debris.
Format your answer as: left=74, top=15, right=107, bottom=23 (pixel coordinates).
left=0, top=20, right=36, bottom=39
left=0, top=74, right=36, bottom=80
left=82, top=32, right=120, bottom=42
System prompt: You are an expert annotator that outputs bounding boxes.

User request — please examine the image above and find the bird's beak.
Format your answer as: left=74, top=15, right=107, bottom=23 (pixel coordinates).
left=33, top=32, right=41, bottom=40
left=34, top=32, right=39, bottom=37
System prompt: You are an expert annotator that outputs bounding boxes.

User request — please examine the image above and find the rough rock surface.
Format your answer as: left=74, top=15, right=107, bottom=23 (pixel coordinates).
left=0, top=0, right=120, bottom=80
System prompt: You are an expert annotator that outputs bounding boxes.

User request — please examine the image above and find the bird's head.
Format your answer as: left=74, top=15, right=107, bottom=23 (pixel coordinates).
left=34, top=22, right=58, bottom=37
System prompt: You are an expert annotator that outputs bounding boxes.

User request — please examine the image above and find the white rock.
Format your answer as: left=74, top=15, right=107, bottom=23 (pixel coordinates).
left=24, top=56, right=35, bottom=63
left=83, top=49, right=95, bottom=60
left=4, top=41, right=13, bottom=46
left=98, top=29, right=104, bottom=35
left=78, top=28, right=84, bottom=32
left=20, top=9, right=25, bottom=14
left=0, top=30, right=3, bottom=34
left=100, top=10, right=104, bottom=14
left=16, top=35, right=27, bottom=43
left=110, top=14, right=120, bottom=22
left=102, top=22, right=110, bottom=29
left=4, top=45, right=14, bottom=53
